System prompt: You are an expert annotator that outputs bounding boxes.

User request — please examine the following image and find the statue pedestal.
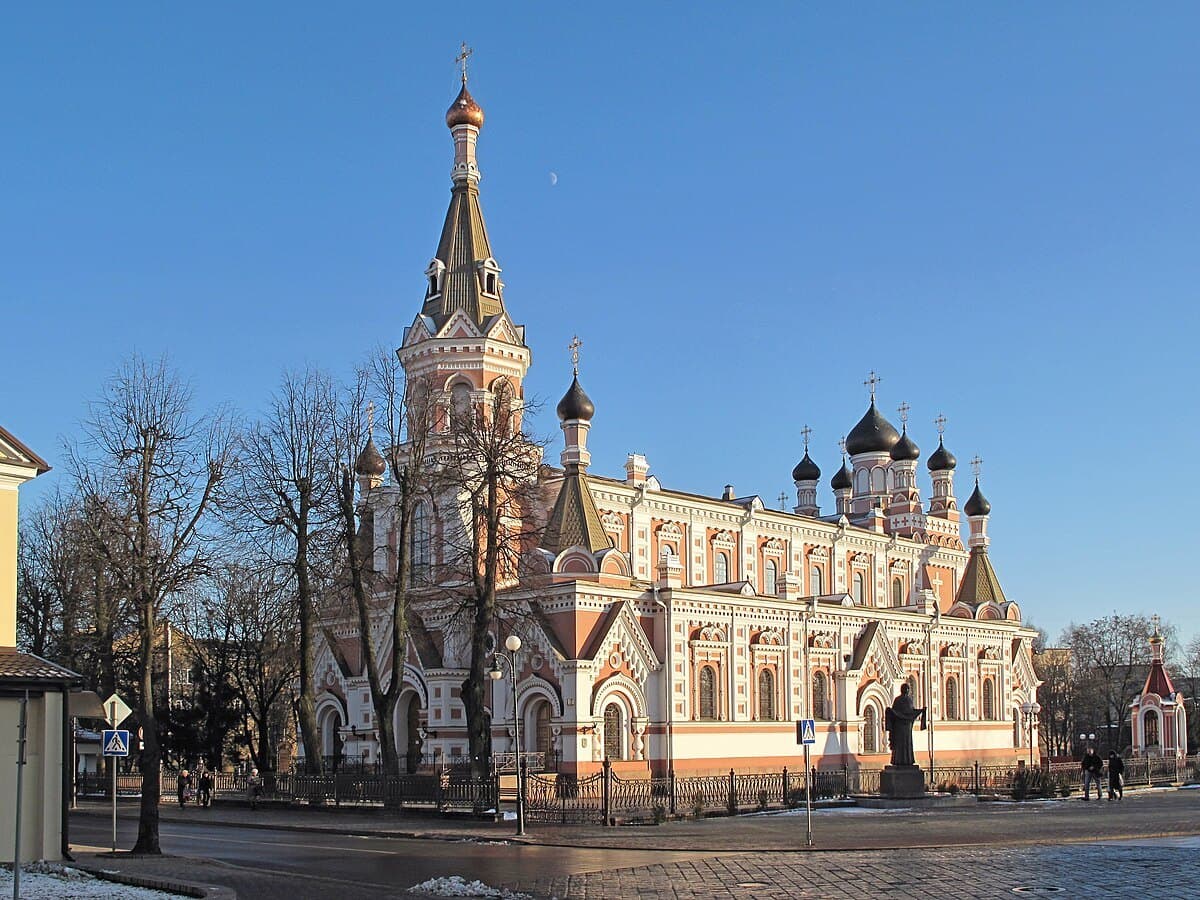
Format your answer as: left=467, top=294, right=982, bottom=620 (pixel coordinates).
left=880, top=765, right=926, bottom=799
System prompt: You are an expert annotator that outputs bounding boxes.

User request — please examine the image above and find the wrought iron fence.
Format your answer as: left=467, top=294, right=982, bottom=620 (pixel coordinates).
left=525, top=771, right=605, bottom=824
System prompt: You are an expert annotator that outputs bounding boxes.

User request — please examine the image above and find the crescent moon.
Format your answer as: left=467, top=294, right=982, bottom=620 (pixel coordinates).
left=549, top=172, right=558, bottom=186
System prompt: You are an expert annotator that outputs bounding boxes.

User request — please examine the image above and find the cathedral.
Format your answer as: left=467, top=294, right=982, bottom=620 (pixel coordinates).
left=307, top=71, right=1041, bottom=778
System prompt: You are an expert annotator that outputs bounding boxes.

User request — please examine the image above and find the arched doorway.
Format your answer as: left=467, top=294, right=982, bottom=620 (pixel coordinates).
left=398, top=692, right=422, bottom=773
left=603, top=703, right=624, bottom=761
left=318, top=705, right=344, bottom=769
left=525, top=697, right=555, bottom=769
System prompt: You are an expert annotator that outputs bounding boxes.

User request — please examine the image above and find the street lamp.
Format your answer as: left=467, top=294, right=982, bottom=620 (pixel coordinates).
left=489, top=633, right=525, bottom=835
left=1020, top=701, right=1042, bottom=769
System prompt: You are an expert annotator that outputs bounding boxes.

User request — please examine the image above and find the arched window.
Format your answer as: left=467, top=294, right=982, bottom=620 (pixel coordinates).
left=810, top=565, right=823, bottom=595
left=699, top=665, right=717, bottom=721
left=852, top=572, right=865, bottom=604
left=757, top=669, right=776, bottom=721
left=982, top=678, right=995, bottom=721
left=764, top=559, right=778, bottom=595
left=714, top=552, right=729, bottom=584
left=485, top=272, right=497, bottom=294
left=907, top=674, right=920, bottom=706
left=812, top=671, right=829, bottom=720
left=945, top=677, right=959, bottom=720
left=533, top=701, right=553, bottom=765
left=1145, top=710, right=1160, bottom=747
left=855, top=469, right=868, bottom=494
left=410, top=502, right=431, bottom=584
left=450, top=383, right=472, bottom=424
left=1013, top=709, right=1022, bottom=748
left=891, top=577, right=904, bottom=607
left=863, top=705, right=878, bottom=754
left=871, top=467, right=886, bottom=492
left=603, top=703, right=623, bottom=760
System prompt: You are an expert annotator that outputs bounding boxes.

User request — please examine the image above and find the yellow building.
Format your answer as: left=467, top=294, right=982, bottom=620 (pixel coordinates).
left=1, top=425, right=78, bottom=863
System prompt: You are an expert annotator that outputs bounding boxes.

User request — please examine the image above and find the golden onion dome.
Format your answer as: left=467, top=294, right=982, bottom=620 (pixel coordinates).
left=446, top=84, right=484, bottom=129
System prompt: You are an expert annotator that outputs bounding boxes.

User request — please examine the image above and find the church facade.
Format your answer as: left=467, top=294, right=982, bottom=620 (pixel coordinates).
left=307, top=76, right=1041, bottom=778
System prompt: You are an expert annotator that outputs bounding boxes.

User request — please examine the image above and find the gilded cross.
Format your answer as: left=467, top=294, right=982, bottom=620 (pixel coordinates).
left=801, top=424, right=812, bottom=452
left=778, top=491, right=788, bottom=511
left=934, top=413, right=947, bottom=436
left=1151, top=613, right=1160, bottom=636
left=970, top=455, right=984, bottom=478
left=864, top=371, right=881, bottom=402
left=898, top=401, right=910, bottom=425
left=366, top=400, right=375, bottom=431
left=568, top=335, right=582, bottom=376
left=456, top=42, right=473, bottom=84
left=838, top=436, right=847, bottom=456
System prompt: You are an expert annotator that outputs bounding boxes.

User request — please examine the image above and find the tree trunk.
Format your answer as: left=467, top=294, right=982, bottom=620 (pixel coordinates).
left=295, top=528, right=323, bottom=774
left=132, top=602, right=161, bottom=854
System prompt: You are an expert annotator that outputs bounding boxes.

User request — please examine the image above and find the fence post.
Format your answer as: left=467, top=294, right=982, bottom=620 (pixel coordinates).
left=974, top=761, right=980, bottom=796
left=728, top=768, right=736, bottom=815
left=602, top=757, right=612, bottom=826
left=782, top=766, right=788, bottom=806
left=669, top=768, right=676, bottom=816
left=811, top=765, right=817, bottom=801
left=842, top=764, right=849, bottom=799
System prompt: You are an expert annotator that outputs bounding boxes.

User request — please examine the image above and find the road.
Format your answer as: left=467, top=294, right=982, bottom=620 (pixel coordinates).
left=70, top=814, right=720, bottom=898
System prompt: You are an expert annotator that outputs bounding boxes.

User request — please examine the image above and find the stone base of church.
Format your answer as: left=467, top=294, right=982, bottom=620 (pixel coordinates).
left=879, top=764, right=926, bottom=799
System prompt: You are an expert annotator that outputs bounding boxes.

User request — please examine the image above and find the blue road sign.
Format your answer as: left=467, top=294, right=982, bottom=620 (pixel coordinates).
left=102, top=729, right=130, bottom=757
left=796, top=718, right=817, bottom=745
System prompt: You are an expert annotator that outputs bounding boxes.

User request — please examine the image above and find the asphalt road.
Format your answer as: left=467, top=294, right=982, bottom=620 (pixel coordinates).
left=70, top=814, right=720, bottom=897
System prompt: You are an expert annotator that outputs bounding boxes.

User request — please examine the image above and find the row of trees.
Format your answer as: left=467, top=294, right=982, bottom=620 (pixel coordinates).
left=1035, top=613, right=1199, bottom=758
left=17, top=351, right=542, bottom=852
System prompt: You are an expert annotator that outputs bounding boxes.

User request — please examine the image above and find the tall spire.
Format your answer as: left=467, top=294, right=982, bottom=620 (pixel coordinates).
left=421, top=46, right=506, bottom=329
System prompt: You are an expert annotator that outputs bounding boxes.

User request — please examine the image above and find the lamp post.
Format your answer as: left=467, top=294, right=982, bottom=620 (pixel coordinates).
left=1079, top=730, right=1096, bottom=751
left=926, top=606, right=940, bottom=773
left=489, top=634, right=525, bottom=835
left=1020, top=701, right=1042, bottom=769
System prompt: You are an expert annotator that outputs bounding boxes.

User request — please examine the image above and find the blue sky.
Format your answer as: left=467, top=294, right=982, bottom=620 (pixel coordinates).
left=4, top=3, right=1198, bottom=647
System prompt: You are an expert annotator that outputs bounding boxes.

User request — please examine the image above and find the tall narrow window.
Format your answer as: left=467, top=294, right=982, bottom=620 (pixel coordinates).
left=891, top=577, right=904, bottom=607
left=1145, top=711, right=1160, bottom=747
left=534, top=701, right=552, bottom=763
left=812, top=671, right=829, bottom=720
left=485, top=272, right=497, bottom=294
left=1013, top=709, right=1022, bottom=748
left=907, top=674, right=920, bottom=706
left=699, top=665, right=717, bottom=721
left=945, top=677, right=959, bottom=720
left=764, top=559, right=777, bottom=595
left=852, top=572, right=865, bottom=603
left=603, top=703, right=623, bottom=760
left=714, top=552, right=729, bottom=584
left=410, top=502, right=431, bottom=584
left=982, top=678, right=995, bottom=721
left=757, top=669, right=776, bottom=721
left=810, top=565, right=823, bottom=595
left=863, top=705, right=878, bottom=753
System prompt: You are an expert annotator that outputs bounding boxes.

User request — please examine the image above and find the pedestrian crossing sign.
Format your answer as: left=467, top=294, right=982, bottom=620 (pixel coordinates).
left=796, top=719, right=816, bottom=745
left=102, top=729, right=130, bottom=757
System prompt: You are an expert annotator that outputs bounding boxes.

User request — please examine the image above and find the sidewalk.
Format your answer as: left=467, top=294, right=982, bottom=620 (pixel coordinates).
left=73, top=785, right=1200, bottom=853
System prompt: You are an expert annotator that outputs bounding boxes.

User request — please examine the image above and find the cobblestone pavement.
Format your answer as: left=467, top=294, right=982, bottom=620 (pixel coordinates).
left=517, top=837, right=1200, bottom=899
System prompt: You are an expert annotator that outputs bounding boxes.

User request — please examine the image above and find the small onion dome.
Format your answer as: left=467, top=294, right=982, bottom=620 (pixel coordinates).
left=831, top=459, right=852, bottom=491
left=555, top=375, right=595, bottom=422
left=845, top=401, right=901, bottom=456
left=792, top=452, right=821, bottom=482
left=890, top=428, right=920, bottom=462
left=964, top=480, right=991, bottom=517
left=927, top=437, right=957, bottom=472
left=354, top=436, right=386, bottom=478
left=446, top=84, right=485, bottom=129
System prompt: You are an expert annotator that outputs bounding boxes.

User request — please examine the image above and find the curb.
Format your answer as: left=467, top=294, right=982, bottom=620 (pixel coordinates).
left=73, top=861, right=236, bottom=899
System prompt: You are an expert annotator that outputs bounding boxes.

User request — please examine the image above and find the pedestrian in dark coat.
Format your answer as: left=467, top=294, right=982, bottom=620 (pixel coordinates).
left=1081, top=747, right=1103, bottom=800
left=1107, top=751, right=1125, bottom=800
left=198, top=765, right=214, bottom=808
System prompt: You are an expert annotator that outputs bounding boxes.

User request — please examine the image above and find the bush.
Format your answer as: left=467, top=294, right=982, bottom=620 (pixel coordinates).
left=1012, top=768, right=1052, bottom=800
left=757, top=790, right=770, bottom=811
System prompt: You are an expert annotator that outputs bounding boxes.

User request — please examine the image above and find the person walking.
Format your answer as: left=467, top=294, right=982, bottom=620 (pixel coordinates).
left=177, top=769, right=192, bottom=808
left=248, top=767, right=263, bottom=811
left=1081, top=746, right=1103, bottom=800
left=1107, top=751, right=1125, bottom=800
left=197, top=764, right=214, bottom=808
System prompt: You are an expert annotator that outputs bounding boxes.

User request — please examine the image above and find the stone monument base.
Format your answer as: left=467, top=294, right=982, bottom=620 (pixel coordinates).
left=879, top=764, right=926, bottom=799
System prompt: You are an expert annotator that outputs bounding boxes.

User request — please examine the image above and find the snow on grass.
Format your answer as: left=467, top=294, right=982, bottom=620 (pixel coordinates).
left=1, top=863, right=180, bottom=899
left=409, top=874, right=531, bottom=898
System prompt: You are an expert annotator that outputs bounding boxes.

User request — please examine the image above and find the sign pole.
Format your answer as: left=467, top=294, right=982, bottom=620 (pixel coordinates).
left=804, top=742, right=813, bottom=848
left=110, top=700, right=116, bottom=855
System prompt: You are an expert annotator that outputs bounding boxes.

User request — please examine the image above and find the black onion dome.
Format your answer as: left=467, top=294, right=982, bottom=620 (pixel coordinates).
left=831, top=459, right=852, bottom=490
left=792, top=452, right=821, bottom=482
left=890, top=428, right=920, bottom=462
left=964, top=481, right=991, bottom=516
left=556, top=375, right=595, bottom=422
left=927, top=437, right=957, bottom=472
left=845, top=402, right=901, bottom=455
left=354, top=436, right=386, bottom=478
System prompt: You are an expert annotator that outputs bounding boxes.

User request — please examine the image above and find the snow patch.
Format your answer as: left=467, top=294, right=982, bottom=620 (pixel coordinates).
left=1, top=864, right=180, bottom=899
left=409, top=874, right=531, bottom=898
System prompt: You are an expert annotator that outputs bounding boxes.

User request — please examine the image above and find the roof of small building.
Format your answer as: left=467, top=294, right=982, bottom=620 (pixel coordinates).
left=0, top=647, right=80, bottom=684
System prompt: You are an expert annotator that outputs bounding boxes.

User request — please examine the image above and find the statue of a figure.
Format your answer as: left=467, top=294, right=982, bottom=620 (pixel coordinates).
left=884, top=683, right=927, bottom=767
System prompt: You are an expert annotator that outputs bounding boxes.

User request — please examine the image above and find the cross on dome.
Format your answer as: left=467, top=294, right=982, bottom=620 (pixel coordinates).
left=898, top=401, right=910, bottom=425
left=569, top=334, right=582, bottom=376
left=456, top=41, right=473, bottom=84
left=778, top=491, right=788, bottom=510
left=864, top=371, right=882, bottom=402
left=801, top=424, right=812, bottom=451
left=934, top=413, right=947, bottom=436
left=838, top=436, right=847, bottom=456
left=970, top=455, right=984, bottom=478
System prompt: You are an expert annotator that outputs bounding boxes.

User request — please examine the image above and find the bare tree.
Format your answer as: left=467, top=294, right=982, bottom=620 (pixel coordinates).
left=440, top=382, right=544, bottom=774
left=334, top=352, right=437, bottom=778
left=68, top=355, right=231, bottom=854
left=223, top=367, right=339, bottom=774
